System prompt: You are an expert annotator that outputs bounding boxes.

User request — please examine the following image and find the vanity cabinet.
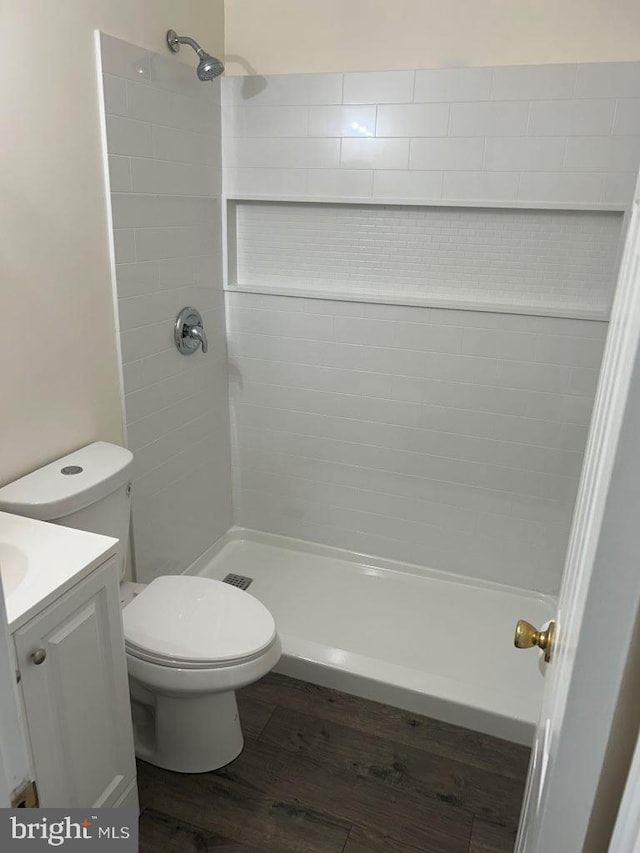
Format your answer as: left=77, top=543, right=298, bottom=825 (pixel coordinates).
left=13, top=557, right=137, bottom=808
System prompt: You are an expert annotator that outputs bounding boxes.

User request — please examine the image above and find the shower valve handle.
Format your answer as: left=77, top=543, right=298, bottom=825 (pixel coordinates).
left=187, top=324, right=208, bottom=354
left=175, top=307, right=208, bottom=355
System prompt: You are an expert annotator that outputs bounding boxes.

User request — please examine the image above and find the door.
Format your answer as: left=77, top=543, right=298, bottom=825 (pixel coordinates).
left=14, top=559, right=136, bottom=808
left=609, top=728, right=640, bottom=852
left=516, top=177, right=640, bottom=851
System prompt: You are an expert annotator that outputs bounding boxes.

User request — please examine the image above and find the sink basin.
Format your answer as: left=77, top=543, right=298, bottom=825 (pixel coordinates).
left=0, top=543, right=28, bottom=597
left=0, top=511, right=118, bottom=631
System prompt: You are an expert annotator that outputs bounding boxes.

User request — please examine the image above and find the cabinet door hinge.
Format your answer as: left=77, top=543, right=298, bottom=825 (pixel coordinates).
left=11, top=780, right=39, bottom=808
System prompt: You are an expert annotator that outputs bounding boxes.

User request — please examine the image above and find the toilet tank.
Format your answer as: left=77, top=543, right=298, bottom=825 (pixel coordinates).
left=0, top=442, right=133, bottom=581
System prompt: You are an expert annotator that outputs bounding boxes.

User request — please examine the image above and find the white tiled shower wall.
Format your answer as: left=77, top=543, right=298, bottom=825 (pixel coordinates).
left=222, top=63, right=640, bottom=205
left=226, top=293, right=605, bottom=594
left=100, top=34, right=233, bottom=583
left=222, top=63, right=640, bottom=594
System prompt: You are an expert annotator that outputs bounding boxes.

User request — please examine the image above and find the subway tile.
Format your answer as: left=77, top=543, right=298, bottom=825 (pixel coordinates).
left=563, top=136, right=640, bottom=172
left=148, top=52, right=209, bottom=99
left=491, top=64, right=576, bottom=100
left=575, top=62, right=640, bottom=99
left=410, top=137, right=484, bottom=170
left=483, top=137, right=566, bottom=171
left=130, top=157, right=217, bottom=196
left=442, top=171, right=519, bottom=201
left=127, top=80, right=213, bottom=133
left=372, top=170, right=443, bottom=199
left=306, top=169, right=373, bottom=197
left=462, top=328, right=539, bottom=361
left=340, top=138, right=410, bottom=169
left=152, top=124, right=214, bottom=164
left=120, top=319, right=173, bottom=363
left=241, top=106, right=309, bottom=137
left=123, top=347, right=187, bottom=394
left=222, top=105, right=244, bottom=137
left=231, top=355, right=393, bottom=398
left=496, top=359, right=572, bottom=393
left=160, top=256, right=199, bottom=288
left=414, top=67, right=492, bottom=103
left=100, top=34, right=150, bottom=81
left=343, top=70, right=415, bottom=104
left=600, top=173, right=636, bottom=206
left=111, top=194, right=216, bottom=229
left=134, top=225, right=214, bottom=261
left=224, top=167, right=307, bottom=195
left=105, top=115, right=153, bottom=157
left=102, top=74, right=128, bottom=116
left=108, top=155, right=131, bottom=192
left=392, top=321, right=464, bottom=353
left=228, top=137, right=340, bottom=168
left=449, top=101, right=529, bottom=136
left=517, top=172, right=603, bottom=203
left=115, top=261, right=159, bottom=297
left=308, top=105, right=377, bottom=137
left=222, top=73, right=343, bottom=106
left=570, top=366, right=600, bottom=395
left=228, top=307, right=334, bottom=339
left=113, top=229, right=136, bottom=263
left=118, top=284, right=211, bottom=331
left=376, top=104, right=449, bottom=137
left=534, top=335, right=605, bottom=367
left=333, top=316, right=398, bottom=347
left=613, top=99, right=640, bottom=135
left=528, top=99, right=616, bottom=136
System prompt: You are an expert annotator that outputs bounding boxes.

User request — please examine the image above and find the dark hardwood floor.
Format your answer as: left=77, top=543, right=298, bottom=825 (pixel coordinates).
left=137, top=673, right=530, bottom=853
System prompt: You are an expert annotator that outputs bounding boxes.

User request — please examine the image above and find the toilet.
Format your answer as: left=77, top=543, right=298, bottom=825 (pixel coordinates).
left=0, top=441, right=281, bottom=773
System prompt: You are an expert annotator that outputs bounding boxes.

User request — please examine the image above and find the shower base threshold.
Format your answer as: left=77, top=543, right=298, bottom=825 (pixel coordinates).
left=188, top=527, right=555, bottom=745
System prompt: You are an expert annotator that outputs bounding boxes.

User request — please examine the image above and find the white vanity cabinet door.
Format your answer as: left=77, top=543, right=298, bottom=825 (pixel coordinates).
left=14, top=559, right=136, bottom=808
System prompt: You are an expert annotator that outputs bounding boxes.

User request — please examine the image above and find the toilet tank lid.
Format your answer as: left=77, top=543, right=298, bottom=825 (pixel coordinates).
left=0, top=442, right=133, bottom=521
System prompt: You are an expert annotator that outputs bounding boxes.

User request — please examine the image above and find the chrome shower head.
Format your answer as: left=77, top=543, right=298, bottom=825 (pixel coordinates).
left=166, top=30, right=225, bottom=81
left=196, top=54, right=225, bottom=81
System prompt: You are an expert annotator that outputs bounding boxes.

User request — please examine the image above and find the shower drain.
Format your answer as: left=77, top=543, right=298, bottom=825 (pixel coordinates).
left=222, top=573, right=253, bottom=591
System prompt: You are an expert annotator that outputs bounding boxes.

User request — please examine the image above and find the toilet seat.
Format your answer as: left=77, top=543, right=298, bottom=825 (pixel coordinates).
left=122, top=575, right=277, bottom=670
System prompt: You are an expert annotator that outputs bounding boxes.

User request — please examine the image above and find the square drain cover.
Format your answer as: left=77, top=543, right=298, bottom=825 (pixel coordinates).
left=222, top=573, right=253, bottom=591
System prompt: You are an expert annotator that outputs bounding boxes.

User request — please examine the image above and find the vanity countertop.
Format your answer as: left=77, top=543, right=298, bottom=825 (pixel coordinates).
left=0, top=511, right=117, bottom=631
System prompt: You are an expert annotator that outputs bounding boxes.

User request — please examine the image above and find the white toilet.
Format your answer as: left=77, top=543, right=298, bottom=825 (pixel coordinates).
left=0, top=441, right=281, bottom=773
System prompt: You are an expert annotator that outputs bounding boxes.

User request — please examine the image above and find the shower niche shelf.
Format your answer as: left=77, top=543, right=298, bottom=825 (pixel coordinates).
left=225, top=198, right=623, bottom=321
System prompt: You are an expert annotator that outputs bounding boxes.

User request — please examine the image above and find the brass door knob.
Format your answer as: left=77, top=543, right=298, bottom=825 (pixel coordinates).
left=514, top=620, right=555, bottom=663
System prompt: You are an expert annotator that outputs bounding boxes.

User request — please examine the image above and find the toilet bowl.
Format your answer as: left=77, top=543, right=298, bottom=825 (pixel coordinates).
left=122, top=574, right=281, bottom=772
left=0, top=442, right=281, bottom=773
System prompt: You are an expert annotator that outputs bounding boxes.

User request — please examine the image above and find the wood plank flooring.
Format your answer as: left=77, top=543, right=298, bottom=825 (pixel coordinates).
left=137, top=673, right=530, bottom=853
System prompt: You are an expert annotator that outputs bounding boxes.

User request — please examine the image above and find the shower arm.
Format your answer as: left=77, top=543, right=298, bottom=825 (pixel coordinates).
left=167, top=31, right=206, bottom=57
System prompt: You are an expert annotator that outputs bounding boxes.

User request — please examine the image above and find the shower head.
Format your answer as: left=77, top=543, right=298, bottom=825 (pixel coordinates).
left=166, top=29, right=224, bottom=81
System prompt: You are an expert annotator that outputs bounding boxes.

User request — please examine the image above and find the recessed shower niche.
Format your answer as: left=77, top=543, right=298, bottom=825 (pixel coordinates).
left=226, top=199, right=623, bottom=319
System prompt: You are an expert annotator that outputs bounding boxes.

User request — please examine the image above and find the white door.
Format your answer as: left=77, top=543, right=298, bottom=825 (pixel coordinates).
left=608, top=729, right=640, bottom=852
left=14, top=559, right=136, bottom=808
left=516, top=179, right=640, bottom=851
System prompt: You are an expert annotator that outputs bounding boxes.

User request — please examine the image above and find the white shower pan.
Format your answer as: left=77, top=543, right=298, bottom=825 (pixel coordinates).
left=188, top=528, right=554, bottom=745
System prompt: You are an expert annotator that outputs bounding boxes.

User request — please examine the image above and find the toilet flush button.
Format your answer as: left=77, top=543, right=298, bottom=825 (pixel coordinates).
left=60, top=465, right=83, bottom=475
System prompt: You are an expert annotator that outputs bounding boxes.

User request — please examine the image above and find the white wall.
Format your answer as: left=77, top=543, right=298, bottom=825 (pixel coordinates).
left=227, top=293, right=605, bottom=593
left=101, top=34, right=233, bottom=582
left=221, top=63, right=640, bottom=592
left=0, top=1, right=223, bottom=487
left=224, top=0, right=640, bottom=76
